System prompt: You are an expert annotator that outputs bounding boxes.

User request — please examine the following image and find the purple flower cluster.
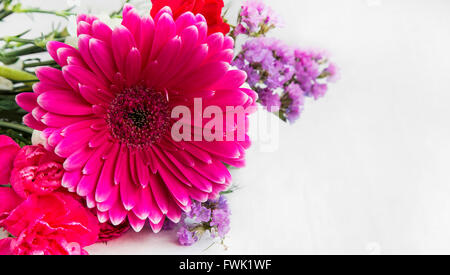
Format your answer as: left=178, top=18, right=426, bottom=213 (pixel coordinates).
left=233, top=37, right=338, bottom=123
left=177, top=196, right=231, bottom=246
left=234, top=0, right=280, bottom=37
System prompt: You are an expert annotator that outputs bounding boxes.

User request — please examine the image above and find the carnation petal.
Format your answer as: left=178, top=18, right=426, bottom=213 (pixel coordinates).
left=0, top=187, right=22, bottom=215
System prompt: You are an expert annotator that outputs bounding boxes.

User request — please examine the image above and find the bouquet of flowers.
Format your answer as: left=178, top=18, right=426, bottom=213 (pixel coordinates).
left=0, top=0, right=338, bottom=255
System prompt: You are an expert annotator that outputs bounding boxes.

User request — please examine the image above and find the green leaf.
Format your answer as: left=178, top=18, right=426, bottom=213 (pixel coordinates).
left=0, top=127, right=31, bottom=146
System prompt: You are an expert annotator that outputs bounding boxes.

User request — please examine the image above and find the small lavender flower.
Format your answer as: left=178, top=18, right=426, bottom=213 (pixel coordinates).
left=283, top=83, right=305, bottom=123
left=187, top=201, right=212, bottom=223
left=234, top=0, right=280, bottom=37
left=176, top=195, right=232, bottom=246
left=257, top=88, right=281, bottom=112
left=177, top=226, right=199, bottom=246
left=210, top=209, right=231, bottom=238
left=233, top=37, right=338, bottom=123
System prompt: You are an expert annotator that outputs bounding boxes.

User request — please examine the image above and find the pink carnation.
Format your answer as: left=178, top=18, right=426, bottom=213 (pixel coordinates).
left=10, top=145, right=64, bottom=198
left=16, top=4, right=257, bottom=232
left=0, top=136, right=20, bottom=185
left=0, top=192, right=99, bottom=255
left=0, top=187, right=22, bottom=223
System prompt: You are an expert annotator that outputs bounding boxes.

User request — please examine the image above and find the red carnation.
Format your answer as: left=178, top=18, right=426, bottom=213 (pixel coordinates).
left=150, top=0, right=230, bottom=35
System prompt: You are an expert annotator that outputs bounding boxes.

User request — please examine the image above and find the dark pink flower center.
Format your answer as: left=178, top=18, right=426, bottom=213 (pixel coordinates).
left=106, top=87, right=171, bottom=149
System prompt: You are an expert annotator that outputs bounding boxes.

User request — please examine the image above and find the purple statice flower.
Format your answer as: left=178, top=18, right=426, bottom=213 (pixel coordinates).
left=177, top=226, right=199, bottom=246
left=176, top=195, right=232, bottom=246
left=257, top=88, right=281, bottom=112
left=233, top=37, right=294, bottom=91
left=187, top=201, right=212, bottom=223
left=210, top=209, right=231, bottom=238
left=234, top=0, right=280, bottom=37
left=283, top=83, right=305, bottom=123
left=233, top=37, right=338, bottom=123
left=293, top=49, right=338, bottom=100
left=325, top=62, right=340, bottom=83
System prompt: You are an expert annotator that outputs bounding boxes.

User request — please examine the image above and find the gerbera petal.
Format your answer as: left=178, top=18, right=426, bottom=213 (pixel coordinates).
left=77, top=21, right=92, bottom=36
left=41, top=113, right=93, bottom=128
left=166, top=198, right=182, bottom=223
left=64, top=145, right=94, bottom=172
left=177, top=61, right=228, bottom=91
left=97, top=185, right=119, bottom=212
left=175, top=12, right=196, bottom=34
left=62, top=170, right=82, bottom=191
left=122, top=5, right=141, bottom=45
left=77, top=168, right=100, bottom=197
left=213, top=70, right=247, bottom=90
left=165, top=44, right=208, bottom=87
left=116, top=147, right=139, bottom=211
left=207, top=32, right=224, bottom=56
left=149, top=13, right=176, bottom=62
left=92, top=20, right=113, bottom=44
left=55, top=127, right=96, bottom=158
left=23, top=113, right=46, bottom=131
left=149, top=217, right=165, bottom=233
left=48, top=41, right=80, bottom=67
left=37, top=89, right=92, bottom=116
left=128, top=212, right=146, bottom=232
left=16, top=92, right=38, bottom=112
left=125, top=47, right=142, bottom=87
left=163, top=151, right=213, bottom=193
left=148, top=172, right=169, bottom=215
left=62, top=64, right=108, bottom=92
left=109, top=201, right=128, bottom=226
left=95, top=146, right=119, bottom=203
left=97, top=210, right=109, bottom=223
left=89, top=38, right=117, bottom=82
left=35, top=67, right=71, bottom=90
left=111, top=25, right=136, bottom=76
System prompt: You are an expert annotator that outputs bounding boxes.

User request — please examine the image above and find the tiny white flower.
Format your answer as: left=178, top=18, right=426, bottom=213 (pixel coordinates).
left=32, top=130, right=48, bottom=146
left=0, top=76, right=13, bottom=91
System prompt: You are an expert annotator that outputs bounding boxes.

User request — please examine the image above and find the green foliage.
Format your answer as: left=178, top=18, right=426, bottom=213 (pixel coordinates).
left=0, top=127, right=31, bottom=146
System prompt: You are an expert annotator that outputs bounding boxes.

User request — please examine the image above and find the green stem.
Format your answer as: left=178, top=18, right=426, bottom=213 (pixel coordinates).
left=14, top=8, right=75, bottom=19
left=23, top=59, right=57, bottom=68
left=0, top=121, right=33, bottom=134
left=0, top=10, right=13, bottom=21
left=1, top=44, right=46, bottom=57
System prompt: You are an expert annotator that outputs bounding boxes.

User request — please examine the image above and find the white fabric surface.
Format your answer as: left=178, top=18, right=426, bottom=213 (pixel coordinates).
left=1, top=0, right=450, bottom=255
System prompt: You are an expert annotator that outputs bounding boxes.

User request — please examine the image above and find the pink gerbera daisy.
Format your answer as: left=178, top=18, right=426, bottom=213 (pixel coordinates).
left=16, top=5, right=257, bottom=232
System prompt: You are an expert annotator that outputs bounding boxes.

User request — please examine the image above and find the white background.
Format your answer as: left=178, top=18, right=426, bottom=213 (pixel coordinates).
left=1, top=0, right=450, bottom=255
